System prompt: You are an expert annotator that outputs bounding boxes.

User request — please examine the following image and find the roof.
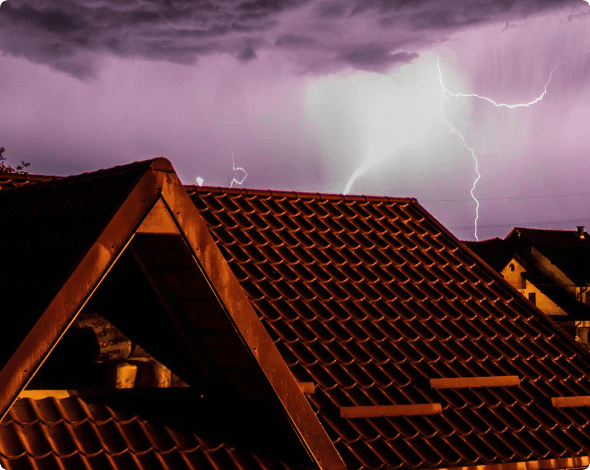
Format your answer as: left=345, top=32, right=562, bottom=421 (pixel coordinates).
left=507, top=227, right=590, bottom=247
left=0, top=393, right=308, bottom=470
left=188, top=185, right=590, bottom=470
left=462, top=237, right=517, bottom=272
left=0, top=160, right=344, bottom=470
left=515, top=256, right=590, bottom=321
left=0, top=171, right=57, bottom=189
left=506, top=227, right=590, bottom=286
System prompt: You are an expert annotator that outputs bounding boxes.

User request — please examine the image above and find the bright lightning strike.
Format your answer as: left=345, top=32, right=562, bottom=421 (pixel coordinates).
left=437, top=48, right=589, bottom=240
left=230, top=152, right=248, bottom=187
left=442, top=48, right=590, bottom=109
left=437, top=57, right=482, bottom=240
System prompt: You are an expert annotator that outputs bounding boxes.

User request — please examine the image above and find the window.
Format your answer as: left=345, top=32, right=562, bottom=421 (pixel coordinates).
left=528, top=292, right=536, bottom=305
left=509, top=263, right=515, bottom=271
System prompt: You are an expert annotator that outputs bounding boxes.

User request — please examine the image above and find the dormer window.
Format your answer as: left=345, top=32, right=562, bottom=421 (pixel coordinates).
left=528, top=292, right=536, bottom=305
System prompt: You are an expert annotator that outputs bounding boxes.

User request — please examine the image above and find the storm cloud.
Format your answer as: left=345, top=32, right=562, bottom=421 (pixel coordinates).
left=0, top=0, right=583, bottom=80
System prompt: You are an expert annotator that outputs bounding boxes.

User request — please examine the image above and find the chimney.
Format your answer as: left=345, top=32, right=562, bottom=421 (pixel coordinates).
left=578, top=226, right=585, bottom=239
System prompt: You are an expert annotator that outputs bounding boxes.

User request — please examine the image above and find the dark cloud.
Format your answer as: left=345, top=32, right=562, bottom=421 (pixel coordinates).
left=315, top=1, right=349, bottom=18
left=237, top=43, right=257, bottom=61
left=0, top=0, right=583, bottom=80
left=409, top=8, right=489, bottom=30
left=275, top=33, right=315, bottom=48
left=238, top=0, right=310, bottom=14
left=335, top=44, right=419, bottom=72
left=3, top=3, right=87, bottom=33
left=350, top=0, right=575, bottom=15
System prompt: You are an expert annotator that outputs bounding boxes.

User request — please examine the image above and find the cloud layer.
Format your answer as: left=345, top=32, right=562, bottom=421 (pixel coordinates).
left=0, top=0, right=583, bottom=79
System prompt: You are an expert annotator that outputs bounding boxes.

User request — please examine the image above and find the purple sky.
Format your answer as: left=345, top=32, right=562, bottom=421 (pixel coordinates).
left=1, top=0, right=590, bottom=240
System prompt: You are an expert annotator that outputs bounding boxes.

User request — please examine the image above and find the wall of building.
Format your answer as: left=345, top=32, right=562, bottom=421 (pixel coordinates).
left=501, top=259, right=526, bottom=290
left=500, top=258, right=567, bottom=317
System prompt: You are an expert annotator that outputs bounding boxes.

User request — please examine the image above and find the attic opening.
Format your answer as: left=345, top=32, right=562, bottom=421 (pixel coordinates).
left=23, top=201, right=316, bottom=466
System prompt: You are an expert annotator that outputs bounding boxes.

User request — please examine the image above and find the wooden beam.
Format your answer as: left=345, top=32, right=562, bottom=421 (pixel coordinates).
left=430, top=376, right=520, bottom=389
left=18, top=390, right=77, bottom=399
left=551, top=396, right=590, bottom=408
left=298, top=382, right=315, bottom=394
left=340, top=404, right=442, bottom=418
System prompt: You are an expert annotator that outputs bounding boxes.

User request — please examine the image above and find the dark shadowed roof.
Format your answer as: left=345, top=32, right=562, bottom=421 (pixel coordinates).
left=188, top=186, right=590, bottom=470
left=462, top=237, right=517, bottom=272
left=0, top=172, right=57, bottom=189
left=0, top=394, right=309, bottom=470
left=506, top=227, right=590, bottom=285
left=0, top=161, right=153, bottom=369
left=514, top=257, right=590, bottom=322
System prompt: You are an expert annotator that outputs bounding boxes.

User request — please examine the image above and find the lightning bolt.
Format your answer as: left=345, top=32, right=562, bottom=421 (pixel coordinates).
left=343, top=161, right=371, bottom=196
left=230, top=152, right=248, bottom=187
left=437, top=57, right=482, bottom=240
left=437, top=48, right=590, bottom=240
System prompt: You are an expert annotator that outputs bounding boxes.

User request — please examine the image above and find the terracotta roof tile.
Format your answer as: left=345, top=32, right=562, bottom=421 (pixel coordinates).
left=0, top=397, right=310, bottom=470
left=188, top=186, right=590, bottom=470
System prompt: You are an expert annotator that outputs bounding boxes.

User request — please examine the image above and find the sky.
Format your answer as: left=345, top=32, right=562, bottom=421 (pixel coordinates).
left=1, top=0, right=590, bottom=241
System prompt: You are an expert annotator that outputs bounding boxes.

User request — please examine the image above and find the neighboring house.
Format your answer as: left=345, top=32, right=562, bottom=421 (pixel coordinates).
left=465, top=228, right=590, bottom=342
left=2, top=160, right=590, bottom=470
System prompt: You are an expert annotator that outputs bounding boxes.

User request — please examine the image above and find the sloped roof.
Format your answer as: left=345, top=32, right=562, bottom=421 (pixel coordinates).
left=0, top=171, right=57, bottom=189
left=0, top=160, right=343, bottom=470
left=463, top=239, right=590, bottom=321
left=506, top=228, right=590, bottom=285
left=462, top=237, right=517, bottom=272
left=507, top=227, right=590, bottom=246
left=188, top=186, right=590, bottom=470
left=0, top=394, right=307, bottom=470
left=516, top=256, right=590, bottom=322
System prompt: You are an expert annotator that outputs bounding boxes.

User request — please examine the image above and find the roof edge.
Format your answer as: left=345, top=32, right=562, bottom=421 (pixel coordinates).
left=185, top=184, right=417, bottom=203
left=430, top=455, right=589, bottom=470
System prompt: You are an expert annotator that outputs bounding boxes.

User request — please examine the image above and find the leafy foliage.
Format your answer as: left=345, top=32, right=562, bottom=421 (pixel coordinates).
left=0, top=147, right=30, bottom=174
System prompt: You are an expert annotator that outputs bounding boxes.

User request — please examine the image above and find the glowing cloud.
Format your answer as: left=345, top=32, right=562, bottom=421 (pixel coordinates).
left=196, top=176, right=204, bottom=186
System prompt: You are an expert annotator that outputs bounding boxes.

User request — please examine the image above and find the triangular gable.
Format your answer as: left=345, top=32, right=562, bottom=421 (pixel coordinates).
left=0, top=158, right=344, bottom=470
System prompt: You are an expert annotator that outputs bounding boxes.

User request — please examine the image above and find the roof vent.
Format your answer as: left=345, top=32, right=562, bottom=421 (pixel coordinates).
left=578, top=226, right=585, bottom=239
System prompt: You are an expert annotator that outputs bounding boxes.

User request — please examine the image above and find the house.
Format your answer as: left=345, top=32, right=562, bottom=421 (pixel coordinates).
left=465, top=228, right=590, bottom=342
left=2, top=160, right=590, bottom=470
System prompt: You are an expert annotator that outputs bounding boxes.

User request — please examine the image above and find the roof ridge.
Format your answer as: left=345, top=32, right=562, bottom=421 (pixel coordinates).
left=185, top=185, right=418, bottom=203
left=0, top=158, right=169, bottom=194
left=513, top=226, right=581, bottom=233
